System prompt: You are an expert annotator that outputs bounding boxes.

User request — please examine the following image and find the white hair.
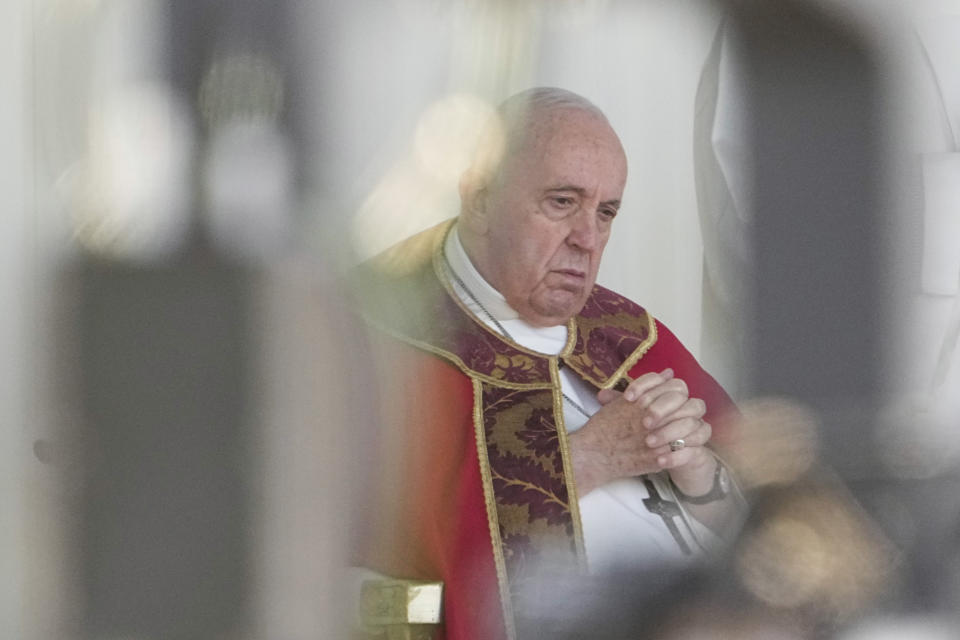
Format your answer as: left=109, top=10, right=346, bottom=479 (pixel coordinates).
left=466, top=87, right=610, bottom=187
left=497, top=86, right=607, bottom=124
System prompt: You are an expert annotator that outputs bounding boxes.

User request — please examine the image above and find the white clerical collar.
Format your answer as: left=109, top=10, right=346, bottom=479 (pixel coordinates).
left=444, top=222, right=569, bottom=354
left=444, top=224, right=521, bottom=322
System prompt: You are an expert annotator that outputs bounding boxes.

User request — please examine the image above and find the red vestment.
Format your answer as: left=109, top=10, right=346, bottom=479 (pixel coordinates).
left=355, top=221, right=737, bottom=640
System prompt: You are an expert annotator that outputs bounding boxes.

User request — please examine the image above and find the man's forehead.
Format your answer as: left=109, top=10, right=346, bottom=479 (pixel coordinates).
left=525, top=110, right=624, bottom=162
left=483, top=105, right=627, bottom=196
left=527, top=117, right=625, bottom=176
left=525, top=107, right=615, bottom=146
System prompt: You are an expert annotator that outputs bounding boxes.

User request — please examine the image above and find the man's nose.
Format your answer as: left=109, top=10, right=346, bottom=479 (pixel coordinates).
left=566, top=205, right=600, bottom=251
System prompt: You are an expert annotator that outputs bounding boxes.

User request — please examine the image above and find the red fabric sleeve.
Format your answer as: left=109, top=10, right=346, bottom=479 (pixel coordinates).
left=627, top=320, right=740, bottom=447
left=357, top=340, right=506, bottom=640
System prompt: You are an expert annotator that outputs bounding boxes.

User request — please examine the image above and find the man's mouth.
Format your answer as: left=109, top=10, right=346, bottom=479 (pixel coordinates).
left=549, top=269, right=587, bottom=289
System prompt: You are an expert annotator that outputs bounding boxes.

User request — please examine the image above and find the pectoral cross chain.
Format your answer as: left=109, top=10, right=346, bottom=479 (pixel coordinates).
left=641, top=477, right=692, bottom=555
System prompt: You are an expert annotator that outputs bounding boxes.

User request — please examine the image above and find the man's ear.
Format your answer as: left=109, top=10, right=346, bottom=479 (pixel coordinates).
left=458, top=170, right=490, bottom=235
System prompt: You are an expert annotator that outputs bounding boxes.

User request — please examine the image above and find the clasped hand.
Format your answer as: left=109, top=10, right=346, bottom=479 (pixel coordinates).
left=569, top=368, right=715, bottom=496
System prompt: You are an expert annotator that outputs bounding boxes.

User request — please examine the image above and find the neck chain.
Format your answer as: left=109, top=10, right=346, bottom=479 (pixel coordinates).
left=441, top=253, right=593, bottom=420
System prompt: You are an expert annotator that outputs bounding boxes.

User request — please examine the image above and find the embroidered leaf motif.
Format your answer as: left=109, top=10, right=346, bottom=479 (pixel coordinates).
left=457, top=333, right=497, bottom=373
left=481, top=378, right=577, bottom=597
left=482, top=387, right=527, bottom=432
left=579, top=285, right=643, bottom=319
left=585, top=327, right=644, bottom=377
left=491, top=353, right=541, bottom=384
left=490, top=452, right=569, bottom=527
left=517, top=407, right=563, bottom=474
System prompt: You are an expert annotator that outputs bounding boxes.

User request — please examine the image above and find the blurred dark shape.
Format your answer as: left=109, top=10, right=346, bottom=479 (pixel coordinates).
left=514, top=478, right=896, bottom=640
left=855, top=474, right=960, bottom=614
left=510, top=553, right=802, bottom=640
left=167, top=0, right=303, bottom=258
left=66, top=0, right=313, bottom=638
left=76, top=258, right=253, bottom=640
left=727, top=0, right=960, bottom=627
left=731, top=0, right=887, bottom=476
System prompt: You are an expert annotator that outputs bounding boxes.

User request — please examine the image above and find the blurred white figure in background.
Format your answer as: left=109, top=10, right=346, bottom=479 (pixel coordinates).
left=913, top=5, right=960, bottom=417
left=881, top=3, right=960, bottom=479
left=694, top=4, right=960, bottom=478
left=692, top=18, right=752, bottom=400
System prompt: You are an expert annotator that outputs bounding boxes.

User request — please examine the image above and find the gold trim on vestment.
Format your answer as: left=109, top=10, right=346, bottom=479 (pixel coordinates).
left=595, top=313, right=659, bottom=390
left=472, top=378, right=517, bottom=640
left=561, top=318, right=577, bottom=357
left=550, top=358, right=587, bottom=569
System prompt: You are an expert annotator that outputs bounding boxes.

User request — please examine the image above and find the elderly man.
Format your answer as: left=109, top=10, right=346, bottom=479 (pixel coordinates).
left=355, top=87, right=743, bottom=640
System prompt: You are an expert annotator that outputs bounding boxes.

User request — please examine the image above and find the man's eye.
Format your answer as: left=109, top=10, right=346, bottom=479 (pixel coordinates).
left=600, top=208, right=618, bottom=220
left=550, top=196, right=574, bottom=207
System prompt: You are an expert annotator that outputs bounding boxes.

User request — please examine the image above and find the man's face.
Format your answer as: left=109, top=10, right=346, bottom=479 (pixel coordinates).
left=475, top=109, right=627, bottom=327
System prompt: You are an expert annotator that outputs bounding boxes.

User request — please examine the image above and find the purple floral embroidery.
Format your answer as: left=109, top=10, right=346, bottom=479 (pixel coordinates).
left=491, top=450, right=569, bottom=527
left=517, top=407, right=563, bottom=473
left=564, top=286, right=654, bottom=387
left=579, top=285, right=644, bottom=319
left=584, top=328, right=621, bottom=376
left=585, top=327, right=645, bottom=378
left=482, top=387, right=527, bottom=432
left=442, top=318, right=551, bottom=382
left=457, top=332, right=497, bottom=373
left=482, top=383, right=575, bottom=588
left=492, top=353, right=543, bottom=384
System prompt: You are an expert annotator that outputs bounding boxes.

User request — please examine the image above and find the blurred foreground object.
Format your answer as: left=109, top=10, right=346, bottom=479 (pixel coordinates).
left=525, top=476, right=896, bottom=640
left=721, top=397, right=819, bottom=490
left=357, top=578, right=443, bottom=640
left=29, top=0, right=363, bottom=637
left=735, top=482, right=895, bottom=621
left=73, top=258, right=253, bottom=640
left=66, top=254, right=362, bottom=640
